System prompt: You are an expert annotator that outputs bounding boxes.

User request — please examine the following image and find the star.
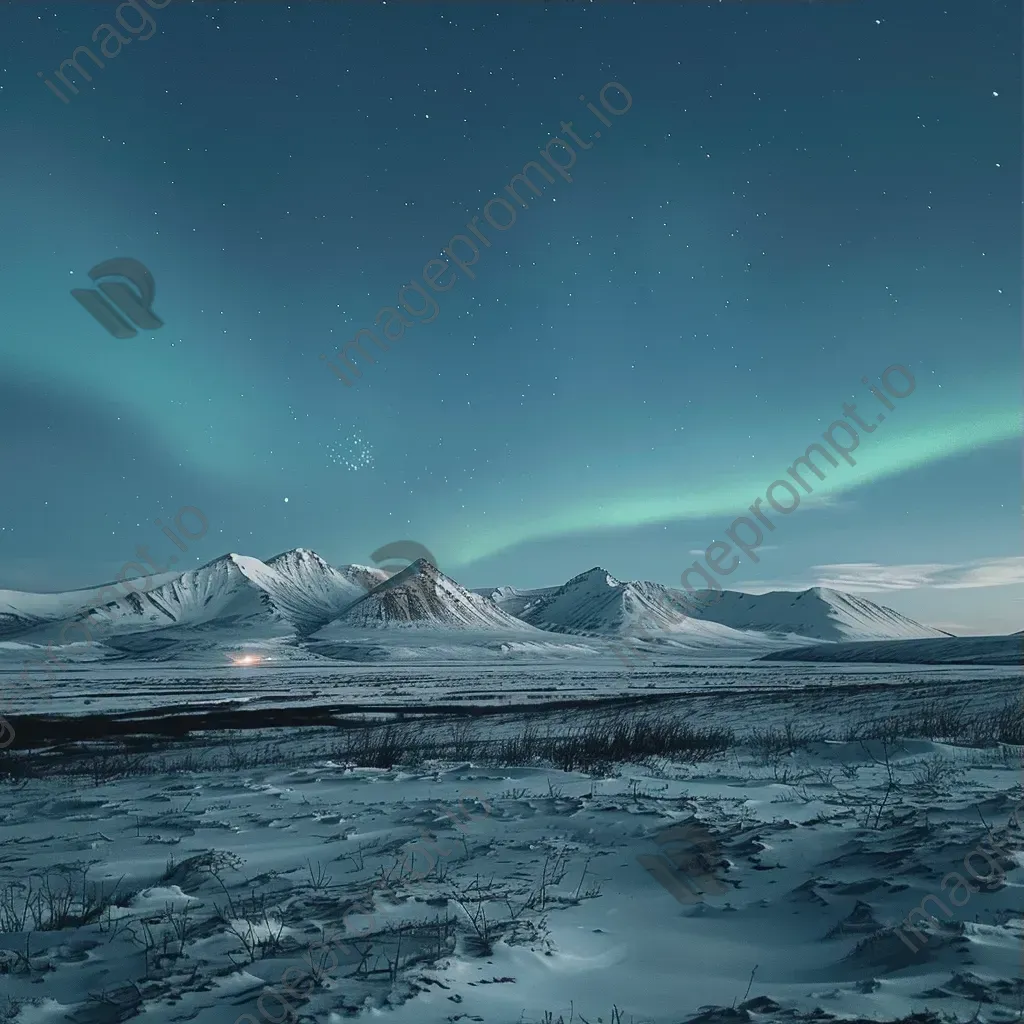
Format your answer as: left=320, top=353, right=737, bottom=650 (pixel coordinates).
left=326, top=431, right=375, bottom=472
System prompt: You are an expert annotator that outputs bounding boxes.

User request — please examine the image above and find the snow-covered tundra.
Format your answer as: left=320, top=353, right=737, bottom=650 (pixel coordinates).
left=0, top=672, right=1021, bottom=1024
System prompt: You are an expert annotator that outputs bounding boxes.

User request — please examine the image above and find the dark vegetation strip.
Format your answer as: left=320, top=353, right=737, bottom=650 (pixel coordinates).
left=6, top=673, right=1020, bottom=750
left=0, top=710, right=735, bottom=782
left=0, top=690, right=693, bottom=749
left=1, top=698, right=1020, bottom=787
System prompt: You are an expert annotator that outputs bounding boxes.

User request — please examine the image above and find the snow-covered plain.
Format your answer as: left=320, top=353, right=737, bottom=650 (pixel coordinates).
left=0, top=662, right=1022, bottom=1024
left=1, top=646, right=1018, bottom=722
left=762, top=636, right=1021, bottom=667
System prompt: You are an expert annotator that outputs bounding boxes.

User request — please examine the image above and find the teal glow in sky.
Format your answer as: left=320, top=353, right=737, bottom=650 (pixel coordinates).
left=0, top=0, right=1019, bottom=633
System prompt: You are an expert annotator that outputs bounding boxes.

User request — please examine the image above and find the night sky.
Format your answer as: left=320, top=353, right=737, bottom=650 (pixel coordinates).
left=0, top=0, right=1019, bottom=634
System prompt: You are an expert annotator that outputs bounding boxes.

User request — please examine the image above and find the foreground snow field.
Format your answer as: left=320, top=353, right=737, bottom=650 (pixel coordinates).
left=0, top=669, right=1021, bottom=1024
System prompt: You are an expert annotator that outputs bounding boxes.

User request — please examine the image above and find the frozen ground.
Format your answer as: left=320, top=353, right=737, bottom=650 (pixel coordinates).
left=1, top=642, right=1019, bottom=722
left=0, top=667, right=1021, bottom=1024
left=762, top=637, right=1021, bottom=667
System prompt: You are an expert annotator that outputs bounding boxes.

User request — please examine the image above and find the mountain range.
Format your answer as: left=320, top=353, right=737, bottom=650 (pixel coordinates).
left=475, top=566, right=947, bottom=643
left=0, top=548, right=956, bottom=657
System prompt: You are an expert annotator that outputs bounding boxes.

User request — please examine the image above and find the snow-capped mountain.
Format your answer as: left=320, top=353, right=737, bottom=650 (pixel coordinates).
left=25, top=549, right=388, bottom=642
left=317, top=559, right=539, bottom=632
left=0, top=573, right=179, bottom=640
left=472, top=584, right=558, bottom=619
left=675, top=586, right=950, bottom=642
left=478, top=572, right=946, bottom=644
left=262, top=548, right=386, bottom=630
left=503, top=566, right=748, bottom=643
left=65, top=553, right=291, bottom=638
left=2, top=551, right=946, bottom=651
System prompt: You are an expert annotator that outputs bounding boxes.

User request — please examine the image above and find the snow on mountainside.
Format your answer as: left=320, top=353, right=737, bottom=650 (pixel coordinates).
left=509, top=566, right=762, bottom=644
left=70, top=554, right=291, bottom=638
left=4, top=552, right=948, bottom=650
left=38, top=549, right=386, bottom=641
left=0, top=572, right=181, bottom=640
left=479, top=572, right=944, bottom=644
left=318, top=559, right=539, bottom=632
left=262, top=549, right=384, bottom=630
left=678, top=586, right=949, bottom=642
left=472, top=584, right=558, bottom=619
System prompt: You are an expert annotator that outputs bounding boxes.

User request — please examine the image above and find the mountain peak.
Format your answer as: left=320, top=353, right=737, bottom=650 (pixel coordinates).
left=266, top=547, right=328, bottom=566
left=686, top=585, right=947, bottom=641
left=317, top=559, right=531, bottom=632
left=564, top=566, right=621, bottom=589
left=387, top=556, right=436, bottom=578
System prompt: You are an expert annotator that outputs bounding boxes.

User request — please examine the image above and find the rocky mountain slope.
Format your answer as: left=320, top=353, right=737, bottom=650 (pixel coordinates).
left=316, top=559, right=539, bottom=632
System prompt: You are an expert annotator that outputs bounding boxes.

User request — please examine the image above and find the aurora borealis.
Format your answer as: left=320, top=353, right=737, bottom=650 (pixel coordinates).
left=0, top=0, right=1019, bottom=633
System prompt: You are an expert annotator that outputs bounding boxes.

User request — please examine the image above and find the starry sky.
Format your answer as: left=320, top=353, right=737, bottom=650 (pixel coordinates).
left=0, top=0, right=1019, bottom=634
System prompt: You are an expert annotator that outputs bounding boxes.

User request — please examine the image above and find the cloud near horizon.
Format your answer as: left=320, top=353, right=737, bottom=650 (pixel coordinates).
left=743, top=556, right=1024, bottom=594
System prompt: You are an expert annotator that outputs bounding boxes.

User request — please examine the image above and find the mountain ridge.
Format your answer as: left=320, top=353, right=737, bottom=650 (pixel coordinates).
left=0, top=549, right=952, bottom=647
left=500, top=565, right=758, bottom=644
left=669, top=585, right=950, bottom=642
left=316, top=559, right=538, bottom=632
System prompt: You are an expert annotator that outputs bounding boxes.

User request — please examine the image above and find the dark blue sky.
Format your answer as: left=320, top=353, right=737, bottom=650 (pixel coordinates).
left=0, top=0, right=1019, bottom=633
